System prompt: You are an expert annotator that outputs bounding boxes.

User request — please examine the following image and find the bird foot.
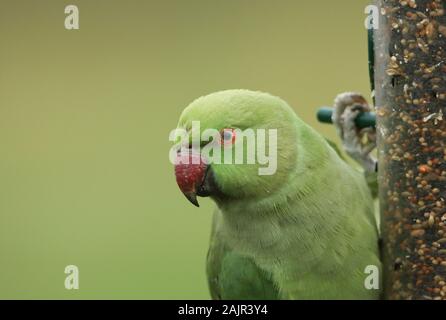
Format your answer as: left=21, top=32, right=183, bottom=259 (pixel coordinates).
left=332, top=92, right=377, bottom=173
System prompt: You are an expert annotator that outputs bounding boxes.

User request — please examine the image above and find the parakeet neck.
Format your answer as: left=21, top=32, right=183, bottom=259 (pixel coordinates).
left=218, top=121, right=335, bottom=217
left=215, top=120, right=356, bottom=264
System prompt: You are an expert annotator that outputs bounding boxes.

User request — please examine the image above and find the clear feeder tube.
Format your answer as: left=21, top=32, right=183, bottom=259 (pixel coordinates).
left=375, top=0, right=446, bottom=300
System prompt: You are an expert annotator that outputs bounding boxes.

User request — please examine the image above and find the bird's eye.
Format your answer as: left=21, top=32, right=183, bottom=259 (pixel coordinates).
left=220, top=128, right=236, bottom=146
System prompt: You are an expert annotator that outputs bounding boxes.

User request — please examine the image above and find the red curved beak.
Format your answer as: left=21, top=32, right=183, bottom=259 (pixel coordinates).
left=174, top=151, right=208, bottom=207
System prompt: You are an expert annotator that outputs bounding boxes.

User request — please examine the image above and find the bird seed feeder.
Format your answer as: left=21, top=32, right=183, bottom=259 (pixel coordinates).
left=374, top=0, right=446, bottom=300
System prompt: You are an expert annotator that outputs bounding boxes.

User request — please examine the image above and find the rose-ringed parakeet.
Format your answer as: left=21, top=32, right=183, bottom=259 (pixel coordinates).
left=173, top=89, right=381, bottom=299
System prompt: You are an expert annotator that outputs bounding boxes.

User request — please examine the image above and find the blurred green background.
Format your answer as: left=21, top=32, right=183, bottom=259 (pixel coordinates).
left=0, top=0, right=371, bottom=299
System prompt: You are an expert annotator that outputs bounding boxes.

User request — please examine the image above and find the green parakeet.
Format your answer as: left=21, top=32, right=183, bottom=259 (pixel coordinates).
left=173, top=89, right=381, bottom=300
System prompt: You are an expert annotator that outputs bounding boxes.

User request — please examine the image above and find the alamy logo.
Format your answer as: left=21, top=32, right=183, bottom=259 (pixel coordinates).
left=65, top=5, right=79, bottom=30
left=169, top=121, right=278, bottom=176
left=364, top=265, right=380, bottom=290
left=64, top=265, right=79, bottom=290
left=364, top=5, right=379, bottom=30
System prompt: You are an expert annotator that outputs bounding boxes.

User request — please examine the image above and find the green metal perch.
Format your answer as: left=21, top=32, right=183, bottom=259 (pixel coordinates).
left=317, top=107, right=376, bottom=129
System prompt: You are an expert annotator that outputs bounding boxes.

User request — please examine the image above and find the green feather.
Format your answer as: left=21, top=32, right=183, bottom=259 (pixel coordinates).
left=177, top=90, right=382, bottom=299
left=207, top=210, right=279, bottom=300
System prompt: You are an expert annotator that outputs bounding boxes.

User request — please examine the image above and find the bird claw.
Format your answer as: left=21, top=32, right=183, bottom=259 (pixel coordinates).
left=333, top=92, right=377, bottom=173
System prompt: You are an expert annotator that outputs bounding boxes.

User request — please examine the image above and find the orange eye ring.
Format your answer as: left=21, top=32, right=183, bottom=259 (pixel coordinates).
left=220, top=128, right=236, bottom=146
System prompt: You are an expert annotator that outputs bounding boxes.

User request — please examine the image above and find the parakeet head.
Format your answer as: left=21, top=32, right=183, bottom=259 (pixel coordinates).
left=172, top=89, right=300, bottom=207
